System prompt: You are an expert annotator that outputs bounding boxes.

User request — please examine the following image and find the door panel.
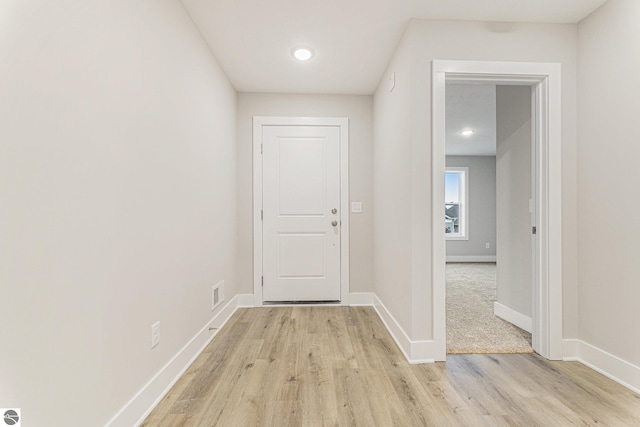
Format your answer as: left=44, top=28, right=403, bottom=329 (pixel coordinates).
left=278, top=233, right=326, bottom=278
left=262, top=125, right=341, bottom=302
left=277, top=138, right=325, bottom=216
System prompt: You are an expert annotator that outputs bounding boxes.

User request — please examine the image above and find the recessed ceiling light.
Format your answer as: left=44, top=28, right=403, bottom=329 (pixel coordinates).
left=292, top=47, right=313, bottom=61
left=459, top=129, right=475, bottom=137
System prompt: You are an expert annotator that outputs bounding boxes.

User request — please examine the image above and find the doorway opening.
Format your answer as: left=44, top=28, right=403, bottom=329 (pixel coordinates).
left=432, top=60, right=563, bottom=362
left=444, top=83, right=534, bottom=355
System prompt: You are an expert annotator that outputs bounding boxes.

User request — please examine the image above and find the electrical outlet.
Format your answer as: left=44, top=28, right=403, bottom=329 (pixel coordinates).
left=212, top=280, right=224, bottom=310
left=151, top=321, right=160, bottom=349
left=486, top=242, right=491, bottom=249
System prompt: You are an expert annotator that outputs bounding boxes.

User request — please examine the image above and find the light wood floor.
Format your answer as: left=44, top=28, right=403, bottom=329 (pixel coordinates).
left=143, top=307, right=640, bottom=426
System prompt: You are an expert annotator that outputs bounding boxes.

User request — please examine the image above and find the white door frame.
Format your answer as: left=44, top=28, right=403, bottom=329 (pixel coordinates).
left=432, top=60, right=563, bottom=361
left=253, top=116, right=350, bottom=306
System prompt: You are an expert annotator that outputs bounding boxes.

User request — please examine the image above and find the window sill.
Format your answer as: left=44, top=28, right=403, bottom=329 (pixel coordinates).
left=446, top=236, right=469, bottom=241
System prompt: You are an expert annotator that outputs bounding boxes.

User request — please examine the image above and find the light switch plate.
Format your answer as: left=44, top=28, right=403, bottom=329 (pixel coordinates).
left=351, top=202, right=363, bottom=214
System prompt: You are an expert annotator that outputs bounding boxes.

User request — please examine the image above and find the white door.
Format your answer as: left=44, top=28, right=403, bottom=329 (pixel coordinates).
left=261, top=124, right=341, bottom=302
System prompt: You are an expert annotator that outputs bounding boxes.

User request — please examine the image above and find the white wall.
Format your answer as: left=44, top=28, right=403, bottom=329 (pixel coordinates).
left=236, top=93, right=374, bottom=295
left=496, top=86, right=532, bottom=318
left=446, top=156, right=497, bottom=259
left=0, top=0, right=237, bottom=425
left=578, top=0, right=640, bottom=367
left=373, top=34, right=415, bottom=334
left=374, top=19, right=578, bottom=342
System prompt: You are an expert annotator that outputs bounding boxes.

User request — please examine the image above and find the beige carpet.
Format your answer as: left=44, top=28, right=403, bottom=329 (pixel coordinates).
left=446, top=262, right=533, bottom=354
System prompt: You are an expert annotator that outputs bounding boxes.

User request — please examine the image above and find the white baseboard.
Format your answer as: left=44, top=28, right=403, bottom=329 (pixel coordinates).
left=372, top=295, right=434, bottom=364
left=493, top=302, right=532, bottom=333
left=562, top=338, right=580, bottom=360
left=105, top=295, right=245, bottom=427
left=446, top=255, right=496, bottom=262
left=562, top=339, right=640, bottom=395
left=237, top=293, right=256, bottom=307
left=348, top=292, right=375, bottom=306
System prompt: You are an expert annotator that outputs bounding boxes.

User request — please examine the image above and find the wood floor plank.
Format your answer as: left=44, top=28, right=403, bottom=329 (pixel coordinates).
left=151, top=413, right=192, bottom=427
left=140, top=355, right=209, bottom=426
left=334, top=367, right=379, bottom=426
left=264, top=399, right=303, bottom=427
left=300, top=331, right=339, bottom=426
left=211, top=357, right=271, bottom=426
left=143, top=307, right=640, bottom=427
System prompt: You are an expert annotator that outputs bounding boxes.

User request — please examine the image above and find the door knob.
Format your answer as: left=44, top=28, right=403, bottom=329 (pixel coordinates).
left=331, top=208, right=337, bottom=214
left=331, top=220, right=338, bottom=226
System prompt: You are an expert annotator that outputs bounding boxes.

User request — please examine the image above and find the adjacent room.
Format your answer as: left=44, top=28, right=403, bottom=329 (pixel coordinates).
left=2, top=0, right=640, bottom=425
left=445, top=83, right=534, bottom=355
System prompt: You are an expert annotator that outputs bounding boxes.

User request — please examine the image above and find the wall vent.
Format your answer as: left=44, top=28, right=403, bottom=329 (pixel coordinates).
left=212, top=280, right=224, bottom=310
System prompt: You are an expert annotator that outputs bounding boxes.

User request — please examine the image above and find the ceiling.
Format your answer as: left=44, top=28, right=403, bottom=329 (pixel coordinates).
left=181, top=0, right=606, bottom=95
left=446, top=83, right=497, bottom=156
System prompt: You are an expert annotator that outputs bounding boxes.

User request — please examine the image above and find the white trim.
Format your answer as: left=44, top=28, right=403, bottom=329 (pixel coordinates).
left=253, top=118, right=263, bottom=307
left=529, top=84, right=539, bottom=360
left=105, top=294, right=250, bottom=427
left=493, top=302, right=532, bottom=333
left=432, top=68, right=447, bottom=361
left=562, top=338, right=580, bottom=360
left=252, top=117, right=350, bottom=306
left=348, top=292, right=375, bottom=306
left=237, top=293, right=257, bottom=308
left=577, top=342, right=640, bottom=394
left=432, top=60, right=563, bottom=361
left=339, top=119, right=350, bottom=305
left=446, top=255, right=496, bottom=263
left=562, top=339, right=640, bottom=395
left=372, top=295, right=434, bottom=364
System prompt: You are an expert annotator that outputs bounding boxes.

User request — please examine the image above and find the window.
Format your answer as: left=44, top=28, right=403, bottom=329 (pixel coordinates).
left=445, top=167, right=468, bottom=240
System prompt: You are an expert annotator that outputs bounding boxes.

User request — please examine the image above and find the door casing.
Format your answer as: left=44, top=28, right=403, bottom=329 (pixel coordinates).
left=253, top=116, right=350, bottom=306
left=432, top=60, right=563, bottom=361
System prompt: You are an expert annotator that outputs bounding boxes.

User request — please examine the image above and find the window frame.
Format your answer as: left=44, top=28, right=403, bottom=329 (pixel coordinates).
left=445, top=166, right=469, bottom=241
